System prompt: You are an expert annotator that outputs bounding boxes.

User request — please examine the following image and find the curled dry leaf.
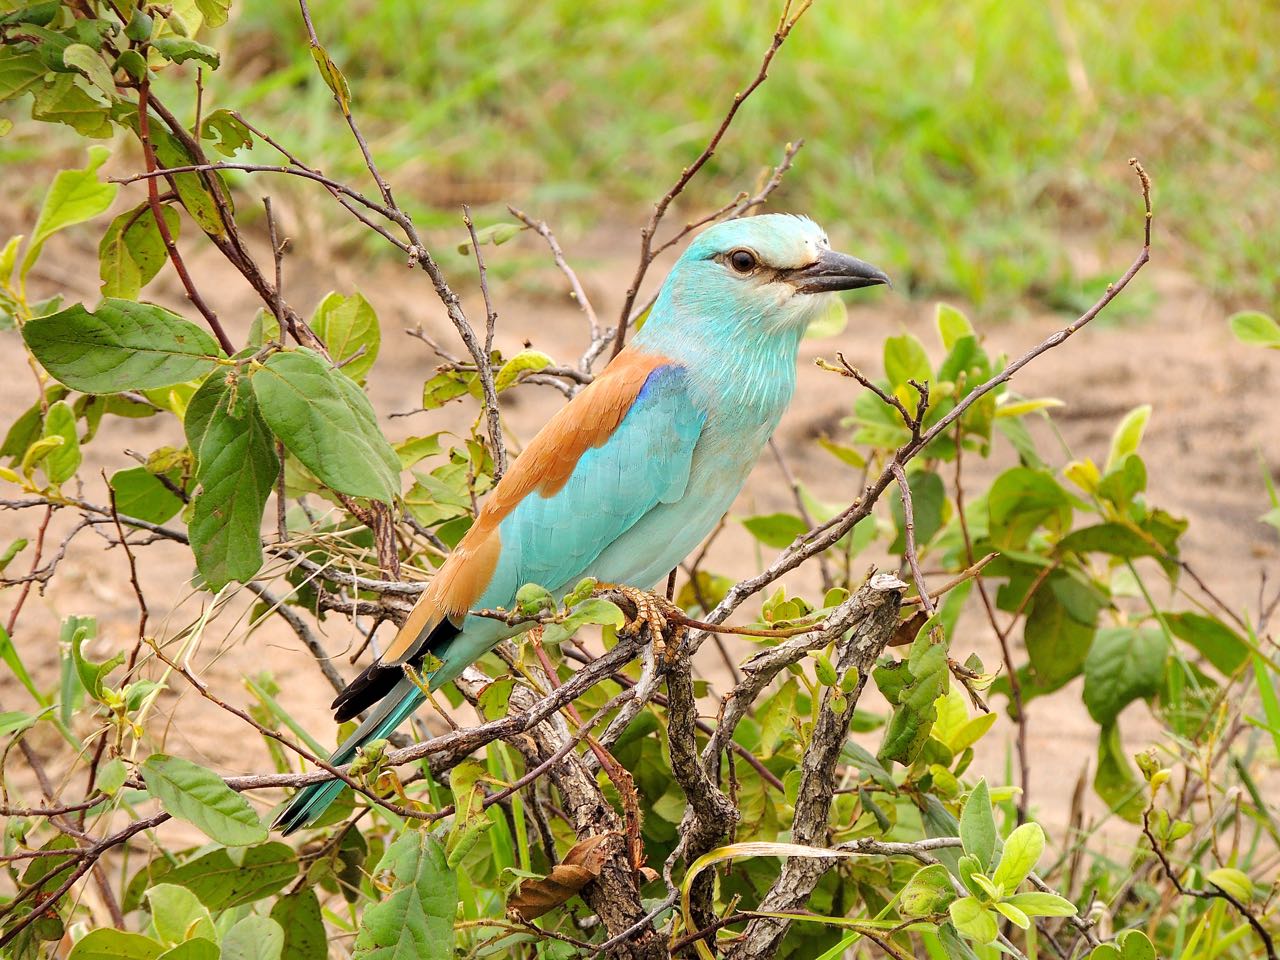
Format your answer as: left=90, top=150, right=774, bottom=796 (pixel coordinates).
left=890, top=610, right=929, bottom=647
left=508, top=832, right=613, bottom=921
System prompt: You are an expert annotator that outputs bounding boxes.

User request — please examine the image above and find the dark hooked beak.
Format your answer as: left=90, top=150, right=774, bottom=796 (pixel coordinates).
left=789, top=249, right=892, bottom=294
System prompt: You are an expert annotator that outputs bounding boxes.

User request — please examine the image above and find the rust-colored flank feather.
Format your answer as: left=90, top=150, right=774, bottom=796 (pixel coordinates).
left=384, top=348, right=673, bottom=663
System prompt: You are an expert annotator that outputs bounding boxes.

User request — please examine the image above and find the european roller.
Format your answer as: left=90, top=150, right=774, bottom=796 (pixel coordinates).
left=275, top=214, right=889, bottom=832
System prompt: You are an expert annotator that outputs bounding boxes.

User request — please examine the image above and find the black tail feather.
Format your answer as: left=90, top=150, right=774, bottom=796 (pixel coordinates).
left=330, top=618, right=461, bottom=722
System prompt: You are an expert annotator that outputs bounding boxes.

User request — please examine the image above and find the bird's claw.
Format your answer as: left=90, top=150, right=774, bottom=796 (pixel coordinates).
left=599, top=584, right=687, bottom=661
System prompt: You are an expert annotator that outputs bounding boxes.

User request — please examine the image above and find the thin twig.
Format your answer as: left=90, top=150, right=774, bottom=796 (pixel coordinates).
left=135, top=85, right=235, bottom=356
left=463, top=205, right=508, bottom=478
left=612, top=0, right=813, bottom=358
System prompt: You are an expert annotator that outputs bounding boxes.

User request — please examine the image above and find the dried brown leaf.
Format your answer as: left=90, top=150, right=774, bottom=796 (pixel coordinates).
left=508, top=833, right=612, bottom=921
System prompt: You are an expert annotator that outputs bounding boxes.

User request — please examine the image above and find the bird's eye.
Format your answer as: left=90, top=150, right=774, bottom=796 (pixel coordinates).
left=728, top=249, right=757, bottom=274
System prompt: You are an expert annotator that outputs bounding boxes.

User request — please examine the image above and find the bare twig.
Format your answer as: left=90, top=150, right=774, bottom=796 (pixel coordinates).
left=612, top=1, right=813, bottom=358
left=135, top=85, right=235, bottom=356
left=892, top=461, right=935, bottom=617
left=463, top=205, right=508, bottom=478
left=507, top=205, right=608, bottom=375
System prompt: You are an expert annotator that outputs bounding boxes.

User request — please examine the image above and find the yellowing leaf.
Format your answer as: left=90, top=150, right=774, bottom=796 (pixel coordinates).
left=1105, top=404, right=1151, bottom=472
left=494, top=349, right=552, bottom=391
left=1206, top=867, right=1254, bottom=902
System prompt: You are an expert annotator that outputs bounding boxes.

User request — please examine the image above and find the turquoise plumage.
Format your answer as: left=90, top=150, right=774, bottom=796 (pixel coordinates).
left=276, top=214, right=888, bottom=833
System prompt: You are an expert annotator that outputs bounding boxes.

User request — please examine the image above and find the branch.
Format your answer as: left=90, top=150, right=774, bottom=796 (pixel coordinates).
left=611, top=0, right=813, bottom=358
left=135, top=85, right=234, bottom=356
left=726, top=576, right=904, bottom=959
left=507, top=206, right=609, bottom=375
left=462, top=205, right=508, bottom=478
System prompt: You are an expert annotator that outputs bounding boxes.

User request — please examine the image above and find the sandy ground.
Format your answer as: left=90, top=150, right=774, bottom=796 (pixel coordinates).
left=2, top=214, right=1278, bottom=866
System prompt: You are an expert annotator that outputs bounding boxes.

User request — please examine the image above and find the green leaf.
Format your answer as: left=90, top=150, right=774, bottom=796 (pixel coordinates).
left=40, top=400, right=80, bottom=484
left=157, top=940, right=219, bottom=960
left=31, top=74, right=114, bottom=137
left=1229, top=310, right=1280, bottom=348
left=884, top=332, right=932, bottom=389
left=759, top=678, right=798, bottom=758
left=222, top=915, right=284, bottom=960
left=22, top=146, right=117, bottom=279
left=1003, top=891, right=1078, bottom=918
left=126, top=843, right=296, bottom=913
left=98, top=756, right=128, bottom=793
left=146, top=883, right=215, bottom=946
left=394, top=433, right=444, bottom=469
left=991, top=821, right=1044, bottom=892
left=194, top=0, right=231, bottom=28
left=1115, top=930, right=1157, bottom=960
left=0, top=623, right=42, bottom=704
left=62, top=43, right=116, bottom=98
left=200, top=108, right=252, bottom=157
left=145, top=123, right=225, bottom=235
left=116, top=48, right=149, bottom=82
left=140, top=754, right=268, bottom=846
left=987, top=467, right=1071, bottom=550
left=0, top=48, right=47, bottom=103
left=1057, top=522, right=1160, bottom=559
left=23, top=300, right=224, bottom=392
left=151, top=37, right=220, bottom=69
left=1205, top=867, right=1254, bottom=902
left=877, top=625, right=948, bottom=765
left=936, top=303, right=974, bottom=349
left=900, top=863, right=956, bottom=917
left=353, top=829, right=457, bottom=960
left=68, top=930, right=166, bottom=960
left=124, top=9, right=155, bottom=41
left=271, top=888, right=326, bottom=960
left=1165, top=612, right=1248, bottom=676
left=741, top=512, right=808, bottom=549
left=312, top=292, right=379, bottom=382
left=110, top=467, right=184, bottom=525
left=890, top=469, right=945, bottom=552
left=69, top=616, right=122, bottom=702
left=1082, top=627, right=1167, bottom=726
left=494, top=349, right=553, bottom=391
left=185, top=371, right=278, bottom=589
left=420, top=370, right=476, bottom=410
left=456, top=221, right=523, bottom=254
left=995, top=396, right=1063, bottom=418
left=1106, top=405, right=1151, bottom=472
left=959, top=779, right=996, bottom=868
left=948, top=896, right=998, bottom=944
left=1094, top=723, right=1143, bottom=823
left=1024, top=589, right=1096, bottom=687
left=99, top=204, right=178, bottom=299
left=253, top=349, right=399, bottom=502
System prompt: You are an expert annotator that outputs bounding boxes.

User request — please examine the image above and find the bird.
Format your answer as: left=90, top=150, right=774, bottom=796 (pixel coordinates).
left=274, top=213, right=889, bottom=833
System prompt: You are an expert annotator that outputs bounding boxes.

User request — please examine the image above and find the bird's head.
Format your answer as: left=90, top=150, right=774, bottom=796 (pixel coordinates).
left=645, top=214, right=890, bottom=342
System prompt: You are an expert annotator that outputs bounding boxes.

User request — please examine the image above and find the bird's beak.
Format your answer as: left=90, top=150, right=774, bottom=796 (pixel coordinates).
left=789, top=249, right=892, bottom=294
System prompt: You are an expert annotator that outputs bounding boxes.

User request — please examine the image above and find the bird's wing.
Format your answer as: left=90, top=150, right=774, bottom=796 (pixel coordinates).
left=382, top=348, right=705, bottom=667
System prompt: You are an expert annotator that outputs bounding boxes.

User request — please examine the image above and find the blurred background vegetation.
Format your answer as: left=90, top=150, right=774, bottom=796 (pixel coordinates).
left=5, top=0, right=1279, bottom=308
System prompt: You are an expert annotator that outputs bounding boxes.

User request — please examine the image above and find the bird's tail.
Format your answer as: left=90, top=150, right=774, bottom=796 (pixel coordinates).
left=273, top=676, right=425, bottom=835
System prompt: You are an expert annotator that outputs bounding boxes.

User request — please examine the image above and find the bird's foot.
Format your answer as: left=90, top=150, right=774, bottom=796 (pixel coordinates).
left=597, top=584, right=687, bottom=660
